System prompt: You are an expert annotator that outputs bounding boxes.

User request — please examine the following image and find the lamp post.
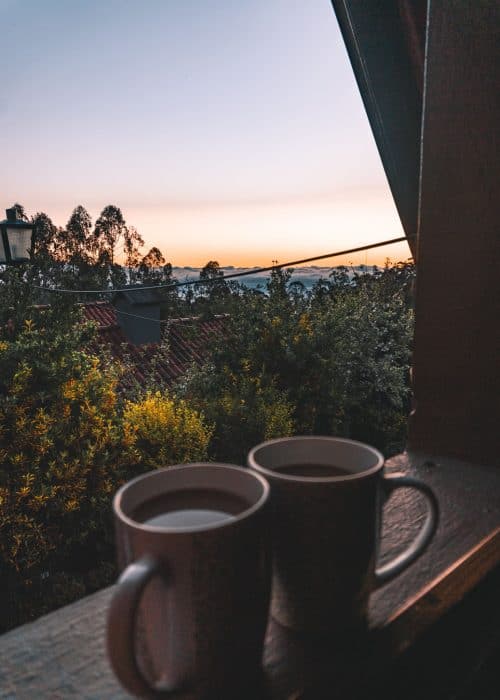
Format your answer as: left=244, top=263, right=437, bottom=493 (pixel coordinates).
left=0, top=207, right=34, bottom=265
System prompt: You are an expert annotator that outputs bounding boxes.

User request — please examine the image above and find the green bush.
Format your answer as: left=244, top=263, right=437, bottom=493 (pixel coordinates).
left=0, top=308, right=122, bottom=630
left=183, top=364, right=294, bottom=464
left=0, top=284, right=212, bottom=631
left=182, top=262, right=415, bottom=459
left=0, top=260, right=415, bottom=631
left=122, top=391, right=212, bottom=470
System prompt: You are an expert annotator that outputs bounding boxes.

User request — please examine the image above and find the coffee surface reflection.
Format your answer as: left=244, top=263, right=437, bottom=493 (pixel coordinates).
left=274, top=463, right=350, bottom=478
left=131, top=488, right=249, bottom=528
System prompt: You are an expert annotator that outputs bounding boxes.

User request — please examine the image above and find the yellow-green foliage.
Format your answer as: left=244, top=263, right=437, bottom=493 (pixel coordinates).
left=0, top=307, right=213, bottom=631
left=0, top=345, right=120, bottom=573
left=122, top=391, right=212, bottom=470
left=0, top=321, right=123, bottom=628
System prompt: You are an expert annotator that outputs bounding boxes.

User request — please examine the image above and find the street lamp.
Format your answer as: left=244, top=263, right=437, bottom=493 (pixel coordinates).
left=0, top=207, right=34, bottom=265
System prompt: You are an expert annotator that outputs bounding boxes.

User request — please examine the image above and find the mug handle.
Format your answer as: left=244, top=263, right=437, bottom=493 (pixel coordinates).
left=107, top=555, right=187, bottom=698
left=375, top=475, right=439, bottom=585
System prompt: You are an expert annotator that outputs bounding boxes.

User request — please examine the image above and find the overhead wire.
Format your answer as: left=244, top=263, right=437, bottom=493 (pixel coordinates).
left=31, top=236, right=407, bottom=295
left=110, top=309, right=231, bottom=326
left=112, top=308, right=168, bottom=324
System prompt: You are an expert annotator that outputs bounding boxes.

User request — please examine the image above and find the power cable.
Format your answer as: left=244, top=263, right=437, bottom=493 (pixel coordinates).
left=31, top=237, right=407, bottom=295
left=112, top=308, right=168, bottom=324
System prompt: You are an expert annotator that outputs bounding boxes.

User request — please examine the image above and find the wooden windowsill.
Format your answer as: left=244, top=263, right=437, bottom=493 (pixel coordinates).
left=0, top=451, right=499, bottom=698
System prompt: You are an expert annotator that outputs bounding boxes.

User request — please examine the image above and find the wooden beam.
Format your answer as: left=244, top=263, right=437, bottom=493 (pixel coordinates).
left=331, top=1, right=425, bottom=256
left=409, top=1, right=500, bottom=464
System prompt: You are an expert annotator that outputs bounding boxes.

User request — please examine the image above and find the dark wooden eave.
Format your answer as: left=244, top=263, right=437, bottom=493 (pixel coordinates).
left=332, top=0, right=499, bottom=466
left=408, top=0, right=500, bottom=465
left=331, top=1, right=426, bottom=257
left=328, top=6, right=500, bottom=693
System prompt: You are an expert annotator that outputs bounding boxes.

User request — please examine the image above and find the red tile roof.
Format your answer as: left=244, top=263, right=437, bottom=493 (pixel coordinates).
left=82, top=302, right=117, bottom=328
left=81, top=302, right=227, bottom=388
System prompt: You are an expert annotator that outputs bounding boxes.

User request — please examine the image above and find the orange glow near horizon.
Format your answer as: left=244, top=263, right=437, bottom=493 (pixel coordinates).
left=3, top=2, right=413, bottom=273
left=36, top=188, right=411, bottom=270
left=3, top=0, right=419, bottom=276
left=121, top=188, right=411, bottom=268
left=2, top=191, right=414, bottom=271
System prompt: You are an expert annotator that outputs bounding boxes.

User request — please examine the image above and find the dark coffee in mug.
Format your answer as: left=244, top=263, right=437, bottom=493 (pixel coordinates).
left=108, top=464, right=271, bottom=698
left=274, top=463, right=350, bottom=478
left=248, top=436, right=439, bottom=636
left=131, top=488, right=250, bottom=529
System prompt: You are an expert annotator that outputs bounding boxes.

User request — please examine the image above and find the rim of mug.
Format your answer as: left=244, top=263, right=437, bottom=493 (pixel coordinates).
left=114, top=462, right=271, bottom=534
left=247, top=435, right=385, bottom=483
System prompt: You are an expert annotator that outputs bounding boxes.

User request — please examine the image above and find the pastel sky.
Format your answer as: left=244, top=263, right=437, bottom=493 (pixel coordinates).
left=1, top=0, right=410, bottom=267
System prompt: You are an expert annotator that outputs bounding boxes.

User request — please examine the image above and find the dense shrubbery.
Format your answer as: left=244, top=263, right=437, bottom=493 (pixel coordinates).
left=0, top=205, right=416, bottom=629
left=0, top=273, right=211, bottom=631
left=182, top=262, right=415, bottom=462
left=183, top=367, right=294, bottom=464
left=122, top=392, right=212, bottom=470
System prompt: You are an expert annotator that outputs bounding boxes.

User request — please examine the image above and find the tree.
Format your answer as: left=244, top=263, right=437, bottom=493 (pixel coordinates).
left=126, top=246, right=179, bottom=316
left=199, top=260, right=223, bottom=281
left=123, top=226, right=144, bottom=272
left=65, top=205, right=93, bottom=265
left=191, top=260, right=242, bottom=316
left=140, top=246, right=165, bottom=269
left=92, top=205, right=127, bottom=266
left=136, top=246, right=171, bottom=286
left=199, top=260, right=228, bottom=299
left=182, top=261, right=415, bottom=460
left=89, top=205, right=142, bottom=289
left=7, top=202, right=181, bottom=302
left=30, top=212, right=58, bottom=271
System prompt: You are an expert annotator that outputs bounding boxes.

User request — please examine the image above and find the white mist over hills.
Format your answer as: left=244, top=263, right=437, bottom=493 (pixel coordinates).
left=172, top=265, right=379, bottom=290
